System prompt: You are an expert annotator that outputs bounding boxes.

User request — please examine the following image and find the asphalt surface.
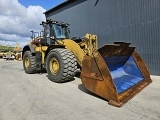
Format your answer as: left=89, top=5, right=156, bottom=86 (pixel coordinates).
left=0, top=59, right=160, bottom=120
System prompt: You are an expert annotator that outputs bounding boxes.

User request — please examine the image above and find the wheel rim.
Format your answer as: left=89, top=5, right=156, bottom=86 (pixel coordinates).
left=24, top=57, right=30, bottom=69
left=49, top=57, right=60, bottom=75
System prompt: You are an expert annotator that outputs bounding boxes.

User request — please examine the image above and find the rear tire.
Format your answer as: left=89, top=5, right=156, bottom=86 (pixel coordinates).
left=46, top=48, right=77, bottom=83
left=23, top=51, right=36, bottom=74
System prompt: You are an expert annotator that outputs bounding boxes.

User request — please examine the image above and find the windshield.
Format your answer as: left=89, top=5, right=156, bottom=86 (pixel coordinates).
left=52, top=24, right=68, bottom=39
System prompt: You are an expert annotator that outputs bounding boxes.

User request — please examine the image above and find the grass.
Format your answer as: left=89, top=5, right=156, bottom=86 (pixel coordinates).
left=0, top=45, right=14, bottom=52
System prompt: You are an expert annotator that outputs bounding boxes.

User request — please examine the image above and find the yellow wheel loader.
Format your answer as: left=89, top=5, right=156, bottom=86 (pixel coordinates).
left=22, top=19, right=152, bottom=107
left=0, top=50, right=5, bottom=58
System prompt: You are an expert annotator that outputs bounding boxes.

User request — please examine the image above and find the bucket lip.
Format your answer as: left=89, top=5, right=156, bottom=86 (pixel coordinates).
left=98, top=44, right=136, bottom=49
left=98, top=44, right=136, bottom=57
left=114, top=41, right=131, bottom=44
left=108, top=78, right=152, bottom=107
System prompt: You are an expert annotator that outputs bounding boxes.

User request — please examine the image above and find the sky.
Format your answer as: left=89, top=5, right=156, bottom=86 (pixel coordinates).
left=0, top=0, right=65, bottom=47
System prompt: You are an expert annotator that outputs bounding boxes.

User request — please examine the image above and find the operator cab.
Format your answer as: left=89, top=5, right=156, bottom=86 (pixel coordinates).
left=51, top=24, right=69, bottom=39
left=41, top=19, right=70, bottom=46
left=30, top=20, right=70, bottom=46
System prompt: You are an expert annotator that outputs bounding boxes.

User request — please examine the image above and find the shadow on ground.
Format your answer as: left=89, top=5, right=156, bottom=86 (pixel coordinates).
left=78, top=84, right=108, bottom=102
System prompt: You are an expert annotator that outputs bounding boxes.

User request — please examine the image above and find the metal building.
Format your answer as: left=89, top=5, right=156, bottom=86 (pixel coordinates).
left=45, top=0, right=160, bottom=75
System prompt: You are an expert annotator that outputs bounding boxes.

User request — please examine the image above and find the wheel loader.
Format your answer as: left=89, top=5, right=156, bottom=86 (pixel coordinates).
left=22, top=19, right=152, bottom=107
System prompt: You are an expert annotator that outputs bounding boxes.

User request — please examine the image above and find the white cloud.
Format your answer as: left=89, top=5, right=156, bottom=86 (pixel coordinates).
left=0, top=0, right=46, bottom=47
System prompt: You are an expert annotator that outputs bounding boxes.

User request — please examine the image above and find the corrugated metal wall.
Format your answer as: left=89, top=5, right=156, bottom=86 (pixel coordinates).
left=45, top=0, right=160, bottom=75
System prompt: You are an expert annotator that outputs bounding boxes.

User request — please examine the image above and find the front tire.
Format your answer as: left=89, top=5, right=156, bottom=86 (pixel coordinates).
left=23, top=51, right=36, bottom=74
left=46, top=48, right=77, bottom=83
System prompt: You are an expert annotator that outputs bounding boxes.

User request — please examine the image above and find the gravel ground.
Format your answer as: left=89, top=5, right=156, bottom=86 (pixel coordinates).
left=0, top=59, right=160, bottom=120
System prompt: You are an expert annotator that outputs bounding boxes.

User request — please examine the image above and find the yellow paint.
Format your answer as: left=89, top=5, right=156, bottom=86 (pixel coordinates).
left=35, top=46, right=48, bottom=64
left=35, top=46, right=48, bottom=51
left=32, top=34, right=98, bottom=66
left=24, top=56, right=30, bottom=69
left=58, top=39, right=85, bottom=66
left=49, top=57, right=60, bottom=75
left=56, top=34, right=98, bottom=66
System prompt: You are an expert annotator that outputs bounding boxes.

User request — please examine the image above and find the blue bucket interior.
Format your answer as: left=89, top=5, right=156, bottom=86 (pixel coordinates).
left=103, top=56, right=144, bottom=94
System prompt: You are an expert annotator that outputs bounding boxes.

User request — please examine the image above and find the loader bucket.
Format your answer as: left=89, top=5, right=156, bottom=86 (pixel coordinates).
left=81, top=42, right=152, bottom=107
